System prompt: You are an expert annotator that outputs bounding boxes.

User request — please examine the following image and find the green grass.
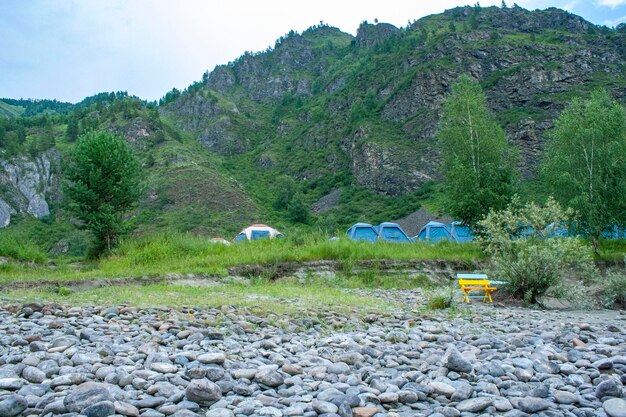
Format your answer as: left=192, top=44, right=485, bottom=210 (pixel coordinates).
left=1, top=282, right=393, bottom=316
left=0, top=100, right=24, bottom=118
left=595, top=240, right=626, bottom=261
left=0, top=233, right=483, bottom=283
left=0, top=233, right=47, bottom=263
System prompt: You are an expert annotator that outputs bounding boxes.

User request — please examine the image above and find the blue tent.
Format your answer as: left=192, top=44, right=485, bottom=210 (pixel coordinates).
left=346, top=223, right=378, bottom=242
left=374, top=222, right=411, bottom=243
left=415, top=221, right=456, bottom=243
left=449, top=222, right=474, bottom=243
left=544, top=222, right=569, bottom=238
left=602, top=225, right=622, bottom=240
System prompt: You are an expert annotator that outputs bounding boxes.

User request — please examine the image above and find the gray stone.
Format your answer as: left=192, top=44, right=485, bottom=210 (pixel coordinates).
left=205, top=408, right=234, bottom=417
left=0, top=378, right=24, bottom=390
left=456, top=397, right=492, bottom=412
left=83, top=401, right=116, bottom=417
left=515, top=397, right=551, bottom=413
left=443, top=346, right=472, bottom=373
left=603, top=398, right=626, bottom=417
left=378, top=392, right=399, bottom=403
left=64, top=382, right=115, bottom=413
left=151, top=362, right=178, bottom=373
left=430, top=381, right=456, bottom=397
left=312, top=400, right=338, bottom=414
left=114, top=401, right=139, bottom=417
left=197, top=353, right=226, bottom=365
left=554, top=390, right=578, bottom=404
left=255, top=368, right=284, bottom=387
left=185, top=379, right=222, bottom=406
left=596, top=379, right=623, bottom=400
left=593, top=358, right=614, bottom=370
left=22, top=366, right=46, bottom=383
left=0, top=394, right=27, bottom=417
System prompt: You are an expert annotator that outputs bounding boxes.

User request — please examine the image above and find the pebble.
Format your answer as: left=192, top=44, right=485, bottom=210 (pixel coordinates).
left=456, top=397, right=492, bottom=412
left=0, top=394, right=27, bottom=417
left=0, top=296, right=623, bottom=417
left=603, top=398, right=626, bottom=417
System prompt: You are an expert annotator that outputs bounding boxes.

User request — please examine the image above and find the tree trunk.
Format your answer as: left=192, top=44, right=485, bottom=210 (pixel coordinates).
left=592, top=237, right=599, bottom=257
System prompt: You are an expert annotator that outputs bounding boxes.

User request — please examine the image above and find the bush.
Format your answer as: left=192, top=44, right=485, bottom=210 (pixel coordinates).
left=0, top=233, right=47, bottom=263
left=425, top=286, right=455, bottom=310
left=602, top=261, right=626, bottom=308
left=478, top=197, right=596, bottom=305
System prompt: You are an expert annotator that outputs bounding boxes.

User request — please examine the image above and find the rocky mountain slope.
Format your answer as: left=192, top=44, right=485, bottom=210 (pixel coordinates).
left=2, top=5, right=626, bottom=244
left=163, top=5, right=626, bottom=195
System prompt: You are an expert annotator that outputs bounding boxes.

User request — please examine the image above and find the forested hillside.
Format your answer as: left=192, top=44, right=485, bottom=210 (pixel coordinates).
left=2, top=4, right=626, bottom=255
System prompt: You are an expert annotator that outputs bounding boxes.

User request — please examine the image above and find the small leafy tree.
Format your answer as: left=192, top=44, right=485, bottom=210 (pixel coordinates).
left=478, top=197, right=595, bottom=304
left=288, top=192, right=310, bottom=224
left=272, top=176, right=296, bottom=211
left=542, top=90, right=626, bottom=254
left=437, top=75, right=518, bottom=226
left=64, top=132, right=142, bottom=256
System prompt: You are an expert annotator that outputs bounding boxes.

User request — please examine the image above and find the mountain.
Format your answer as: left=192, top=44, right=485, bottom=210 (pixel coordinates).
left=164, top=6, right=625, bottom=189
left=1, top=5, right=626, bottom=252
left=0, top=98, right=74, bottom=117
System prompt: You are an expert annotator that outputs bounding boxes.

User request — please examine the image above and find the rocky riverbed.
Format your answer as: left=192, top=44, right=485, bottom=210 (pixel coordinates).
left=0, top=290, right=625, bottom=417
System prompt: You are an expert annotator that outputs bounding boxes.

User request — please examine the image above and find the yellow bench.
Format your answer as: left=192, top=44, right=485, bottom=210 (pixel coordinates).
left=457, top=273, right=497, bottom=303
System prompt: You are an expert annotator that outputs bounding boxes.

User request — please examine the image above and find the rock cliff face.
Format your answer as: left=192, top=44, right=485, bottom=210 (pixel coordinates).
left=164, top=6, right=626, bottom=197
left=0, top=152, right=59, bottom=227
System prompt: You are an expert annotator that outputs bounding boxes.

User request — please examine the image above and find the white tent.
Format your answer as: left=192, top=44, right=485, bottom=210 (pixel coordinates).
left=234, top=224, right=285, bottom=242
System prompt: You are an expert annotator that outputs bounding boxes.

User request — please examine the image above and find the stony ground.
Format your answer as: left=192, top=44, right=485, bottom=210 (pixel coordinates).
left=0, top=289, right=625, bottom=417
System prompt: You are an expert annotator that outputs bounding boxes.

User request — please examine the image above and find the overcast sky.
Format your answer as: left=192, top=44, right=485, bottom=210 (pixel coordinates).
left=1, top=0, right=625, bottom=103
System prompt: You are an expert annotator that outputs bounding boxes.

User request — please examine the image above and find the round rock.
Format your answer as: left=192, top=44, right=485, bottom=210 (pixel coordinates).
left=185, top=379, right=222, bottom=406
left=603, top=398, right=626, bottom=417
left=0, top=394, right=27, bottom=417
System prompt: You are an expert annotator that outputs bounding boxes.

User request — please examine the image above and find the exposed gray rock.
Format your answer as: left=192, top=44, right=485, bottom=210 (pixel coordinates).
left=83, top=400, right=116, bottom=417
left=0, top=394, right=27, bottom=417
left=185, top=379, right=222, bottom=406
left=603, top=398, right=626, bottom=417
left=514, top=397, right=552, bottom=413
left=456, top=397, right=492, bottom=412
left=596, top=379, right=623, bottom=400
left=63, top=382, right=115, bottom=413
left=0, top=152, right=58, bottom=227
left=255, top=368, right=284, bottom=387
left=443, top=346, right=473, bottom=373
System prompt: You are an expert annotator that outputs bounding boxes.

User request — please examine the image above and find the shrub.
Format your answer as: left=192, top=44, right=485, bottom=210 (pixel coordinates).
left=426, top=286, right=455, bottom=310
left=602, top=261, right=626, bottom=308
left=478, top=197, right=596, bottom=305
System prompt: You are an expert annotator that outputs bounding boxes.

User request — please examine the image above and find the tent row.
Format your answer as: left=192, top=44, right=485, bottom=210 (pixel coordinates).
left=538, top=223, right=626, bottom=239
left=347, top=221, right=474, bottom=243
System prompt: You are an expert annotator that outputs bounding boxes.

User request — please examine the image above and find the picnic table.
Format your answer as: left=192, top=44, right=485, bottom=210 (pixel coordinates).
left=456, top=273, right=503, bottom=303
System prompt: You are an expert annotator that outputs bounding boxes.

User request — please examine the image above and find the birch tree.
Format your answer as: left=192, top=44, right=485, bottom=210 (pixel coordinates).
left=437, top=75, right=518, bottom=226
left=542, top=90, right=626, bottom=254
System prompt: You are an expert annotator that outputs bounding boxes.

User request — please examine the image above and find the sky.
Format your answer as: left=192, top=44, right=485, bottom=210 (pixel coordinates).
left=1, top=0, right=626, bottom=103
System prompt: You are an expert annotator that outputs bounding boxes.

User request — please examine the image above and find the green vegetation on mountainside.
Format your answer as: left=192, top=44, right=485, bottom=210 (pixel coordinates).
left=1, top=5, right=626, bottom=262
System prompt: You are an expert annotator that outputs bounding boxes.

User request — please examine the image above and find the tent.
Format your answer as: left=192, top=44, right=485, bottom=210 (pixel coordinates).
left=449, top=222, right=474, bottom=243
left=544, top=223, right=569, bottom=238
left=374, top=222, right=411, bottom=243
left=234, top=224, right=285, bottom=242
left=346, top=223, right=378, bottom=242
left=415, top=221, right=456, bottom=243
left=602, top=225, right=625, bottom=240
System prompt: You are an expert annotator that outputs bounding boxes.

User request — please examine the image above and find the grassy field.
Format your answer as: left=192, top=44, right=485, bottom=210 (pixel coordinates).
left=0, top=233, right=484, bottom=284
left=2, top=282, right=395, bottom=316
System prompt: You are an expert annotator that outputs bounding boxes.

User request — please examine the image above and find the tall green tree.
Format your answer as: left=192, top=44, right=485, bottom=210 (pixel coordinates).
left=64, top=132, right=142, bottom=256
left=541, top=90, right=626, bottom=254
left=437, top=75, right=518, bottom=226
